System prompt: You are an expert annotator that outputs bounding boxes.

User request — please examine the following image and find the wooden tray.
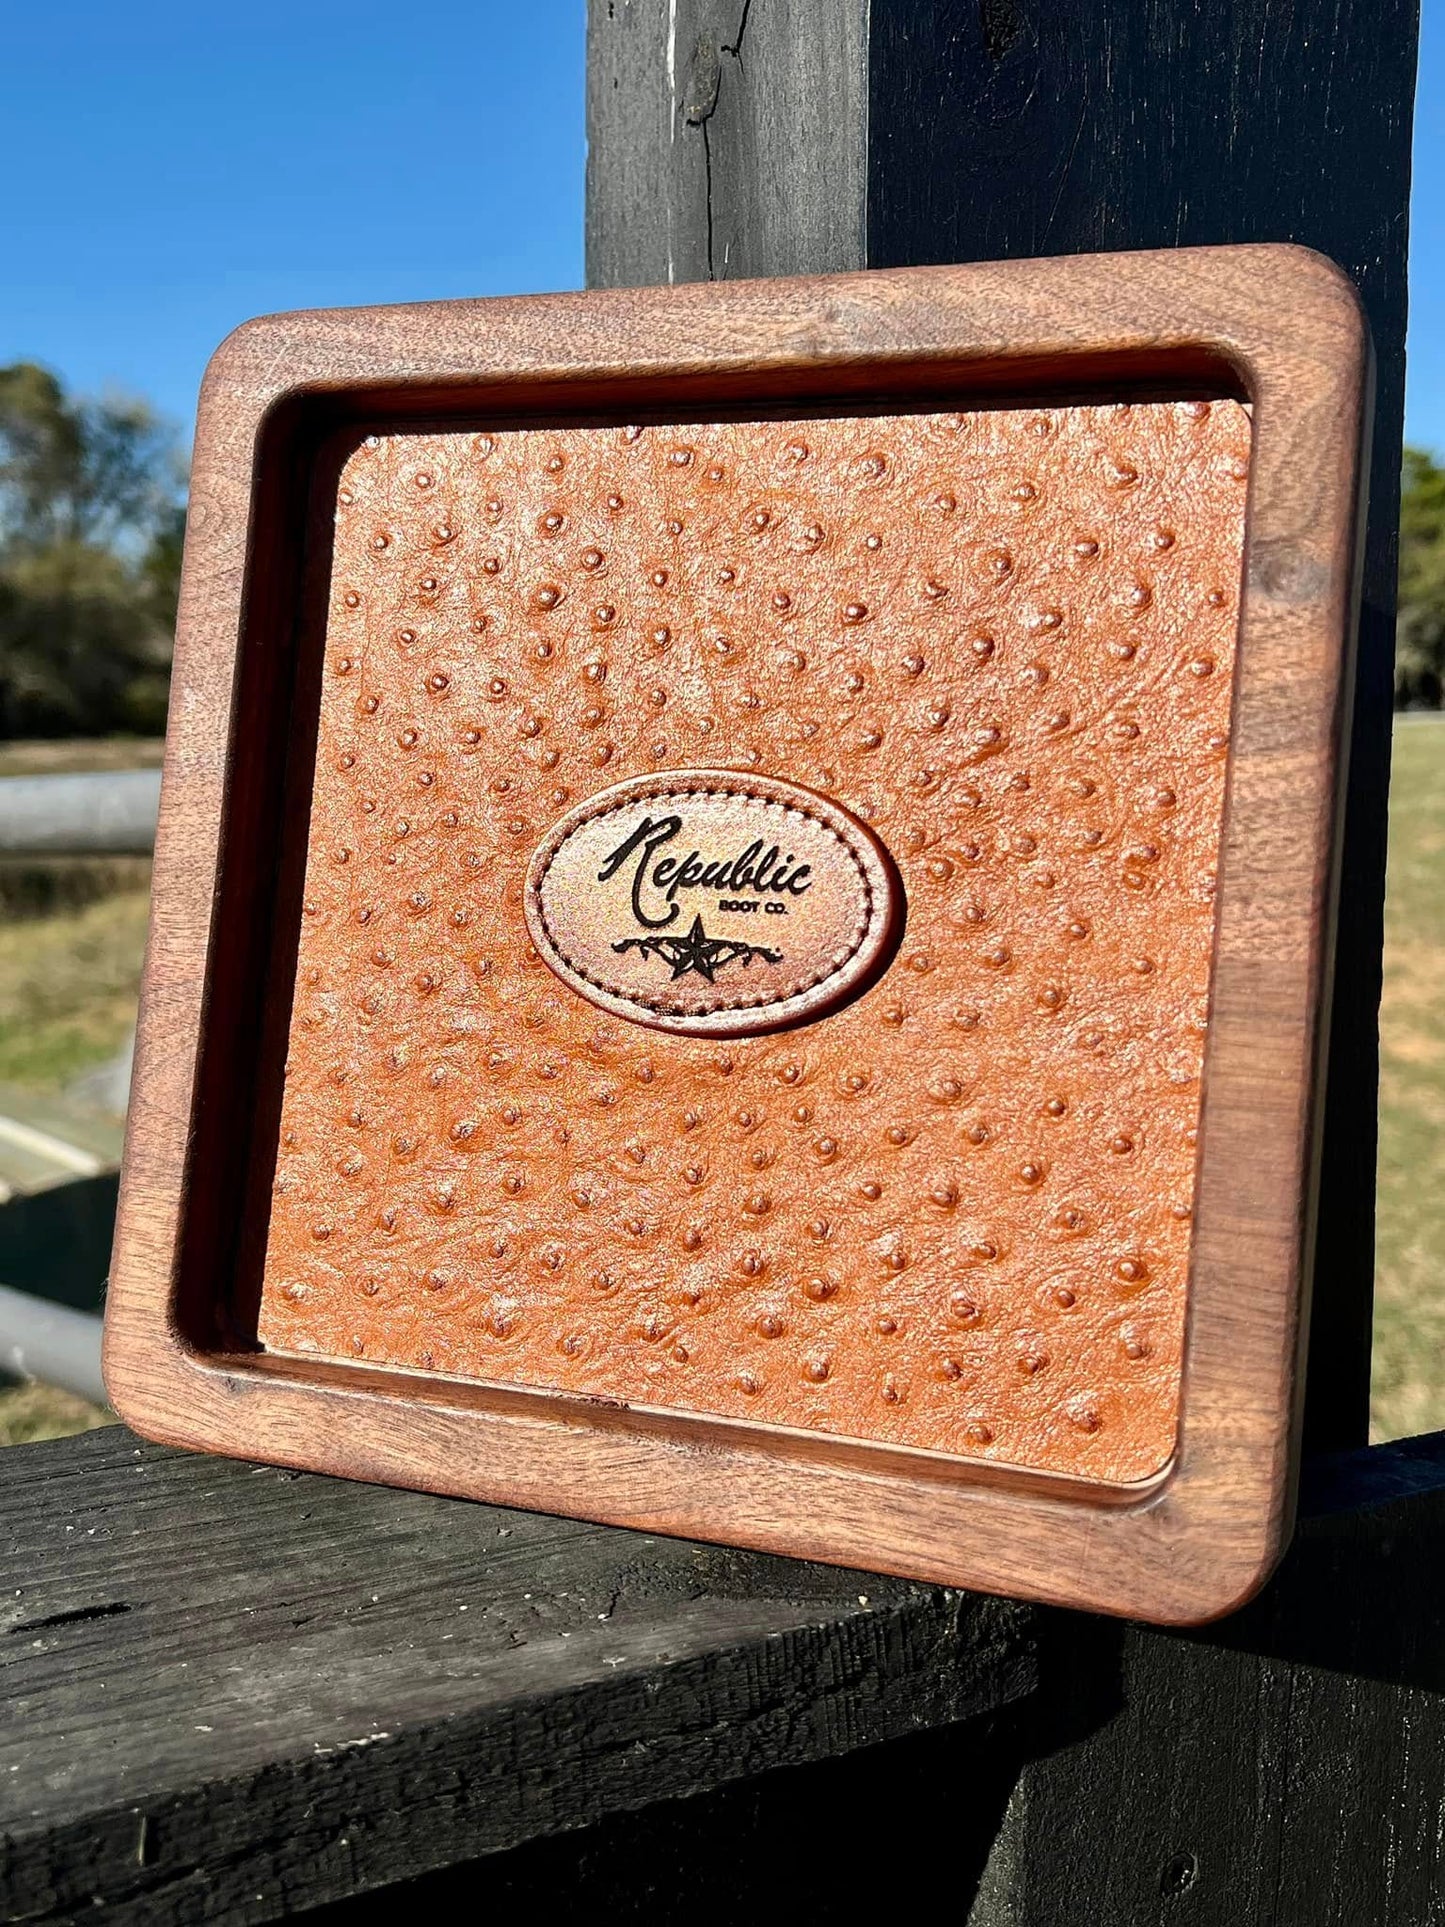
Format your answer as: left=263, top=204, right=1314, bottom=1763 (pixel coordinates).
left=102, top=247, right=1369, bottom=1623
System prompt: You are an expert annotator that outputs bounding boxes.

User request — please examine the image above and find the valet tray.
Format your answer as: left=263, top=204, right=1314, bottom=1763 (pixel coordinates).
left=102, top=246, right=1369, bottom=1623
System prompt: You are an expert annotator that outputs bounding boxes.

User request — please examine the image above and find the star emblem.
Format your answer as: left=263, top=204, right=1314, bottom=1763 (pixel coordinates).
left=613, top=913, right=783, bottom=983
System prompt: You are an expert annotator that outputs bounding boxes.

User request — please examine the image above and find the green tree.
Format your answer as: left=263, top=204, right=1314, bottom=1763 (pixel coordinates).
left=1397, top=445, right=1445, bottom=709
left=0, top=362, right=185, bottom=739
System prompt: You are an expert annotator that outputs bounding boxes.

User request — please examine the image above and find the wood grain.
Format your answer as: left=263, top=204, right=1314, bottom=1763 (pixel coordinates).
left=972, top=1433, right=1445, bottom=1925
left=102, top=246, right=1368, bottom=1623
left=586, top=0, right=868, bottom=289
left=0, top=1425, right=1033, bottom=1923
left=11, top=1423, right=1445, bottom=1923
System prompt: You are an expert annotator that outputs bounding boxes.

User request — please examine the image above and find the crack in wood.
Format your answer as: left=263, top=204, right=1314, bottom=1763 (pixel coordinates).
left=11, top=1599, right=133, bottom=1636
left=679, top=5, right=757, bottom=282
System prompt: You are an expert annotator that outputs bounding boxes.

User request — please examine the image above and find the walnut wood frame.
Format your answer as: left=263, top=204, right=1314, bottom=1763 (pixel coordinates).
left=102, top=246, right=1369, bottom=1624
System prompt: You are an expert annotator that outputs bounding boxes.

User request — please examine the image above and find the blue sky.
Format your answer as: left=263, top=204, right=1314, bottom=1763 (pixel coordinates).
left=2, top=1, right=1442, bottom=452
left=0, top=1, right=587, bottom=432
left=1407, top=2, right=1445, bottom=450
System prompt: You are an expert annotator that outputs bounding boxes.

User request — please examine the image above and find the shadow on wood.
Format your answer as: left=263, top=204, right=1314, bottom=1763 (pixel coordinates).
left=587, top=0, right=1420, bottom=1456
left=290, top=1435, right=1445, bottom=1926
left=0, top=1428, right=1036, bottom=1923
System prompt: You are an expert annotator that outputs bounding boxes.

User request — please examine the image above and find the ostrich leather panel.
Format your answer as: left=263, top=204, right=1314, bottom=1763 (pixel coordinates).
left=257, top=398, right=1247, bottom=1486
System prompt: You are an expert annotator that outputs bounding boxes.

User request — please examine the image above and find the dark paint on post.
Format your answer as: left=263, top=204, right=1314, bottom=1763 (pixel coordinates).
left=586, top=0, right=1420, bottom=1451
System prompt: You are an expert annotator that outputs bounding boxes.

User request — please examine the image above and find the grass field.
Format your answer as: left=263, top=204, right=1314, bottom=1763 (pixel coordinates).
left=2, top=727, right=1444, bottom=1445
left=1370, top=714, right=1445, bottom=1440
left=0, top=736, right=159, bottom=1091
left=0, top=1381, right=112, bottom=1447
left=0, top=737, right=165, bottom=777
left=0, top=740, right=158, bottom=1441
left=0, top=883, right=144, bottom=1438
left=0, top=888, right=151, bottom=1091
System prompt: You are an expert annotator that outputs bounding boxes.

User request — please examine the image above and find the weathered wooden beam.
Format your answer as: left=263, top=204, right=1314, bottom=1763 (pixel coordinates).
left=0, top=1428, right=1035, bottom=1923
left=144, top=1433, right=1445, bottom=1922
left=586, top=1, right=867, bottom=287
left=968, top=1431, right=1445, bottom=1925
left=586, top=0, right=1420, bottom=1450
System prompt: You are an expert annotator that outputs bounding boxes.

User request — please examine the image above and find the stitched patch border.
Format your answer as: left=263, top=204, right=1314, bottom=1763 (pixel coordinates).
left=524, top=769, right=902, bottom=1036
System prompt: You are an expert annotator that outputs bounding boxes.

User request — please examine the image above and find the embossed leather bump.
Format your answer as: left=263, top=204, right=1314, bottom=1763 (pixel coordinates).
left=259, top=400, right=1246, bottom=1484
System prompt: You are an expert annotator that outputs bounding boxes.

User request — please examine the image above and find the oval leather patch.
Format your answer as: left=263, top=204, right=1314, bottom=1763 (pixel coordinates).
left=525, top=771, right=900, bottom=1036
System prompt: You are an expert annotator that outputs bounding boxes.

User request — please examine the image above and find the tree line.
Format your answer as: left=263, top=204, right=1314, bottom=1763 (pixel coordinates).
left=1397, top=446, right=1445, bottom=708
left=0, top=362, right=183, bottom=739
left=2, top=360, right=1445, bottom=737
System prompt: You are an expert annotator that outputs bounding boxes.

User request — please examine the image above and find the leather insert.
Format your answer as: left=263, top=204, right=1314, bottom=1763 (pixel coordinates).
left=258, top=400, right=1247, bottom=1485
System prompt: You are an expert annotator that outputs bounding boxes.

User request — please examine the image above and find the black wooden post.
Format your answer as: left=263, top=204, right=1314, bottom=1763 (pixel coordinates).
left=587, top=0, right=1420, bottom=1451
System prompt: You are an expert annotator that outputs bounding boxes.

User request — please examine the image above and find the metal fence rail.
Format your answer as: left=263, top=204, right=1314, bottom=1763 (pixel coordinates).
left=0, top=1283, right=104, bottom=1406
left=0, top=769, right=161, bottom=856
left=0, top=767, right=157, bottom=1405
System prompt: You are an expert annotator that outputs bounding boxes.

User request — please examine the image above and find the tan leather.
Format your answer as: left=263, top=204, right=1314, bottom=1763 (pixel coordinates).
left=259, top=399, right=1246, bottom=1484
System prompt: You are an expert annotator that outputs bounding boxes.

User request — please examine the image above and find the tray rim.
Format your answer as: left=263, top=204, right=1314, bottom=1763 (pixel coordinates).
left=101, top=244, right=1370, bottom=1624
